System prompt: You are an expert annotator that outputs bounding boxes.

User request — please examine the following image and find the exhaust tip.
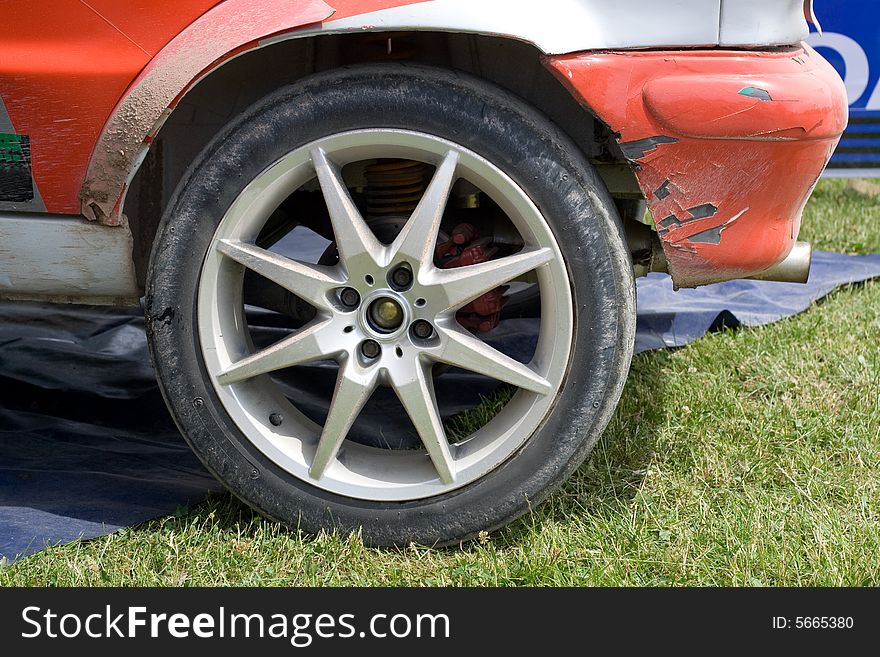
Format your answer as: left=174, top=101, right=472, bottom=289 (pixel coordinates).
left=748, top=241, right=812, bottom=284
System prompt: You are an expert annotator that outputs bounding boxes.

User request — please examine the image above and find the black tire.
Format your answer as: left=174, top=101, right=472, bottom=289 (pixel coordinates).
left=145, top=64, right=635, bottom=546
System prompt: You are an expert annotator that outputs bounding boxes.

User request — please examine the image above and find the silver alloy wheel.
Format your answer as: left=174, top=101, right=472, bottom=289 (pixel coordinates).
left=197, top=129, right=573, bottom=501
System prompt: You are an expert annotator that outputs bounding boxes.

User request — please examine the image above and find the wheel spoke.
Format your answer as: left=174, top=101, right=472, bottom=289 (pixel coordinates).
left=309, top=361, right=378, bottom=480
left=217, top=239, right=341, bottom=310
left=435, top=326, right=552, bottom=395
left=310, top=147, right=384, bottom=268
left=216, top=319, right=332, bottom=385
left=433, top=247, right=554, bottom=312
left=390, top=150, right=459, bottom=267
left=392, top=364, right=455, bottom=484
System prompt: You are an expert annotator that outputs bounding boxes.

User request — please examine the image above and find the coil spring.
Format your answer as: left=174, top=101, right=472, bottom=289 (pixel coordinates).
left=364, top=159, right=427, bottom=217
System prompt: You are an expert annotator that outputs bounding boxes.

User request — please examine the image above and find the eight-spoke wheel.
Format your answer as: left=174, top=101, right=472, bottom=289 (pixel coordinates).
left=146, top=65, right=635, bottom=546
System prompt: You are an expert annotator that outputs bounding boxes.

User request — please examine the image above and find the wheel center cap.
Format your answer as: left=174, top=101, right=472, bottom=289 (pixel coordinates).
left=368, top=297, right=404, bottom=331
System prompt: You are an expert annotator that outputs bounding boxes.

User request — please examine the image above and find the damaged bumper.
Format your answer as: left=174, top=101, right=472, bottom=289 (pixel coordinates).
left=548, top=43, right=848, bottom=288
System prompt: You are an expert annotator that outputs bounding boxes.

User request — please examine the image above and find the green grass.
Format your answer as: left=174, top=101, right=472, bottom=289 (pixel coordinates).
left=2, top=179, right=879, bottom=586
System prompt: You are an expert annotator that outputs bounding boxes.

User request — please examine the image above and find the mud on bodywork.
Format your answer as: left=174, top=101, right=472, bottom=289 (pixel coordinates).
left=79, top=0, right=337, bottom=224
left=78, top=0, right=443, bottom=225
left=548, top=44, right=848, bottom=288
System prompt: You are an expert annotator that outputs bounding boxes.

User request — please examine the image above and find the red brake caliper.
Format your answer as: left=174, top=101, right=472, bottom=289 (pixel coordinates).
left=435, top=223, right=507, bottom=332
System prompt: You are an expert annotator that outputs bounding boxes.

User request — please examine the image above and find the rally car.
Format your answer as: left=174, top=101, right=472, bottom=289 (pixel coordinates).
left=0, top=0, right=846, bottom=545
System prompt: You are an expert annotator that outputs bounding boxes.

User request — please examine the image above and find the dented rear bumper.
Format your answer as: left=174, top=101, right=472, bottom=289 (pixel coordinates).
left=547, top=44, right=848, bottom=288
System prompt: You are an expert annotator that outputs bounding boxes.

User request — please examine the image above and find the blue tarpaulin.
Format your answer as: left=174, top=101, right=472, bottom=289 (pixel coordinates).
left=2, top=250, right=880, bottom=563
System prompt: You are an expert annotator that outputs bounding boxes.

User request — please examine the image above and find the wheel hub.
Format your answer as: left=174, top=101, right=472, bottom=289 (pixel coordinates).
left=368, top=296, right=405, bottom=331
left=358, top=288, right=411, bottom=341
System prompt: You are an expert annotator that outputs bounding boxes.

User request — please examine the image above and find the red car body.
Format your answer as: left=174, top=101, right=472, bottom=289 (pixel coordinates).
left=0, top=0, right=851, bottom=545
left=0, top=0, right=846, bottom=295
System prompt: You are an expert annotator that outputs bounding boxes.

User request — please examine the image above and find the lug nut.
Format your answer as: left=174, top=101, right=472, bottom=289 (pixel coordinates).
left=340, top=287, right=360, bottom=308
left=361, top=339, right=381, bottom=359
left=390, top=266, right=413, bottom=290
left=411, top=320, right=434, bottom=340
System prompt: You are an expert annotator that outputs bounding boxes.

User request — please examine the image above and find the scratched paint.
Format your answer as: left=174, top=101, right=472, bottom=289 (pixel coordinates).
left=739, top=86, right=773, bottom=102
left=685, top=207, right=749, bottom=245
left=618, top=135, right=679, bottom=162
left=653, top=179, right=671, bottom=199
left=547, top=44, right=848, bottom=287
left=0, top=0, right=427, bottom=219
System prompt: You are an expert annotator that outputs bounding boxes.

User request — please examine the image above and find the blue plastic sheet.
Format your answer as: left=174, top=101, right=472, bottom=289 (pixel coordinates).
left=634, top=251, right=880, bottom=352
left=2, top=250, right=879, bottom=562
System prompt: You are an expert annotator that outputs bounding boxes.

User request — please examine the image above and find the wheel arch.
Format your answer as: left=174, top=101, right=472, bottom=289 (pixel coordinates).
left=122, top=31, right=631, bottom=287
left=83, top=0, right=735, bottom=230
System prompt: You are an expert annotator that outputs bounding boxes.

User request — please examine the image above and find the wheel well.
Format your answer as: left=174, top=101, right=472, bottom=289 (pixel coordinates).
left=126, top=31, right=636, bottom=286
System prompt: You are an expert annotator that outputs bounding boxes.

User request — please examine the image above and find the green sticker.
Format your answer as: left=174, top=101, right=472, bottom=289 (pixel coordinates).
left=0, top=132, right=34, bottom=202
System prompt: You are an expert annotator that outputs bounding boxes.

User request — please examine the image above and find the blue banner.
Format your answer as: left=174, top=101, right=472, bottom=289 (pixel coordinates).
left=808, top=0, right=880, bottom=175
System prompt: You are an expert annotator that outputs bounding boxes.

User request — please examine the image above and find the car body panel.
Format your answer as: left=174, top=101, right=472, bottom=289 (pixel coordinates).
left=0, top=0, right=842, bottom=293
left=78, top=1, right=223, bottom=56
left=0, top=1, right=228, bottom=215
left=313, top=0, right=812, bottom=52
left=0, top=0, right=151, bottom=214
left=720, top=0, right=810, bottom=47
left=0, top=213, right=139, bottom=303
left=548, top=44, right=848, bottom=286
left=314, top=0, right=724, bottom=54
left=79, top=0, right=339, bottom=223
left=2, top=0, right=811, bottom=221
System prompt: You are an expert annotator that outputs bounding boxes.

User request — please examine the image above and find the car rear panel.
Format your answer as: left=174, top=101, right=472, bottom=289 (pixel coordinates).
left=548, top=44, right=848, bottom=287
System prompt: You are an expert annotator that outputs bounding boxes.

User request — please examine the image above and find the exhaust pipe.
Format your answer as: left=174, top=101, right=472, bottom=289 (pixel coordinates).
left=628, top=227, right=812, bottom=285
left=747, top=241, right=812, bottom=284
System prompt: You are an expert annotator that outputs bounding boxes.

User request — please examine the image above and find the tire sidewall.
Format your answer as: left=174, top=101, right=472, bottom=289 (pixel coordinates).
left=146, top=64, right=635, bottom=546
